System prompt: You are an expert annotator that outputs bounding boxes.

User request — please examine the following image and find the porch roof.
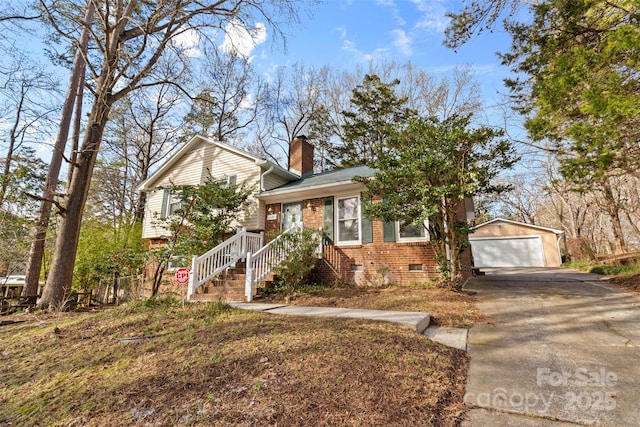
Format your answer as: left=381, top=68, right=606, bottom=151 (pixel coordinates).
left=258, top=165, right=376, bottom=203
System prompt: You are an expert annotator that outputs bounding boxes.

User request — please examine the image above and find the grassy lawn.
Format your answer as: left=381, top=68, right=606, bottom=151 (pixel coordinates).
left=0, top=289, right=479, bottom=426
left=565, top=261, right=640, bottom=292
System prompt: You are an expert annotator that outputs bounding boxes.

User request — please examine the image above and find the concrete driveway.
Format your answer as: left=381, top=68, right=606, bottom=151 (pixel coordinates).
left=462, top=268, right=640, bottom=427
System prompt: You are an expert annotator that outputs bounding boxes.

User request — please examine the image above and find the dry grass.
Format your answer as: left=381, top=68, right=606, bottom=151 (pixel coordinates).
left=1, top=299, right=472, bottom=426
left=607, top=272, right=640, bottom=292
left=263, top=282, right=485, bottom=328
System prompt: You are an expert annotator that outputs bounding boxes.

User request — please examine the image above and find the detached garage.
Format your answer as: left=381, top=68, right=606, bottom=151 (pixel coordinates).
left=469, top=218, right=563, bottom=268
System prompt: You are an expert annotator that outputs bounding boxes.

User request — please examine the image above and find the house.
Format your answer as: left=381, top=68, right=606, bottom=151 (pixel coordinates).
left=140, top=135, right=474, bottom=300
left=469, top=218, right=563, bottom=268
left=138, top=135, right=299, bottom=244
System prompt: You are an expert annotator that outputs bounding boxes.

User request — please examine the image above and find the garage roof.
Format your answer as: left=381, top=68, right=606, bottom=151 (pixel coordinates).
left=472, top=218, right=564, bottom=235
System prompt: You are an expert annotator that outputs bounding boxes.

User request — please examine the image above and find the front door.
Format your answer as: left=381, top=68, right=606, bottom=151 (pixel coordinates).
left=282, top=202, right=302, bottom=230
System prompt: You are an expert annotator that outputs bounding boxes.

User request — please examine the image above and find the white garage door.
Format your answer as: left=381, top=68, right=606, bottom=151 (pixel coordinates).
left=470, top=236, right=545, bottom=267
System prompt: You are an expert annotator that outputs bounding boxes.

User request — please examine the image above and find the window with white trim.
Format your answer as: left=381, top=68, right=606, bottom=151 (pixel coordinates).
left=164, top=192, right=181, bottom=217
left=396, top=220, right=428, bottom=242
left=336, top=195, right=360, bottom=245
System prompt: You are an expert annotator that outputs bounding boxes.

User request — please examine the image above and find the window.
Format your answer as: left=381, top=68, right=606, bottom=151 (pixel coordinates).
left=225, top=174, right=237, bottom=187
left=396, top=220, right=428, bottom=243
left=161, top=190, right=181, bottom=218
left=166, top=193, right=181, bottom=217
left=336, top=195, right=360, bottom=245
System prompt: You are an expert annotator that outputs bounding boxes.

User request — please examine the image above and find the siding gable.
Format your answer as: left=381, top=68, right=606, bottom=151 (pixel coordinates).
left=142, top=140, right=264, bottom=239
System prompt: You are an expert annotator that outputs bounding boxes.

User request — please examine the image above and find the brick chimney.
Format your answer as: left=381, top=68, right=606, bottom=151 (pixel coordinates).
left=288, top=135, right=314, bottom=176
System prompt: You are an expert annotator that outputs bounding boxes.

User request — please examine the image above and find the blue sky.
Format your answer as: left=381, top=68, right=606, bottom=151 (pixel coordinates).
left=2, top=0, right=525, bottom=163
left=250, top=0, right=516, bottom=110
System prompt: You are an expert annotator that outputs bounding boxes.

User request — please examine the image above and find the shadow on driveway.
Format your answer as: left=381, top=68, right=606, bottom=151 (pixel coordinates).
left=462, top=268, right=640, bottom=427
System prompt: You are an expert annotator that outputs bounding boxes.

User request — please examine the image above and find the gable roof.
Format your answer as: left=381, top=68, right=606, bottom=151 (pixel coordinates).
left=258, top=165, right=376, bottom=203
left=472, top=217, right=564, bottom=234
left=138, top=135, right=297, bottom=191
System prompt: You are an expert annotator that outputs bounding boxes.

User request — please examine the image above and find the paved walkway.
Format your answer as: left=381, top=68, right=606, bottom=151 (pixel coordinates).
left=462, top=268, right=640, bottom=427
left=229, top=302, right=468, bottom=350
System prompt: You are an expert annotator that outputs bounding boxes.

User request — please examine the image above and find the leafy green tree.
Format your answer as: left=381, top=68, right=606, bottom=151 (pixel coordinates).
left=74, top=220, right=145, bottom=292
left=0, top=148, right=48, bottom=279
left=444, top=0, right=523, bottom=49
left=501, top=0, right=639, bottom=253
left=271, top=227, right=321, bottom=294
left=0, top=147, right=47, bottom=216
left=332, top=74, right=416, bottom=167
left=150, top=177, right=253, bottom=295
left=0, top=211, right=32, bottom=277
left=358, top=114, right=517, bottom=285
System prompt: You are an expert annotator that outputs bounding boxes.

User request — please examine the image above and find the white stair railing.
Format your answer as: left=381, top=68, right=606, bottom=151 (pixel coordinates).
left=244, top=224, right=305, bottom=302
left=188, top=228, right=263, bottom=299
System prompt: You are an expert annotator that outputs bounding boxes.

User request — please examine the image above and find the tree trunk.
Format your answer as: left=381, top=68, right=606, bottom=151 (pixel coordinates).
left=151, top=261, right=166, bottom=297
left=23, top=1, right=95, bottom=298
left=0, top=87, right=24, bottom=206
left=602, top=182, right=627, bottom=254
left=135, top=190, right=147, bottom=222
left=68, top=56, right=86, bottom=186
left=38, top=98, right=112, bottom=308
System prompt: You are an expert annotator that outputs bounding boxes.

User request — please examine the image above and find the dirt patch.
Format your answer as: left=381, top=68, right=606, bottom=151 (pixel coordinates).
left=0, top=301, right=471, bottom=426
left=262, top=283, right=485, bottom=328
left=606, top=273, right=640, bottom=292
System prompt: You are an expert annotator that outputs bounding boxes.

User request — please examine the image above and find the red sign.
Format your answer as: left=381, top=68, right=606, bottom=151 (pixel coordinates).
left=175, top=268, right=190, bottom=284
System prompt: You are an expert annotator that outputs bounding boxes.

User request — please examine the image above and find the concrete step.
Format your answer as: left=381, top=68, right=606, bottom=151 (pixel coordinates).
left=209, top=279, right=245, bottom=288
left=192, top=286, right=246, bottom=301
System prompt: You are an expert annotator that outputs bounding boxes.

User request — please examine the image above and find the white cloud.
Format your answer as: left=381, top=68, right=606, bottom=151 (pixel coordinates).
left=341, top=38, right=389, bottom=63
left=410, top=0, right=450, bottom=33
left=391, top=29, right=412, bottom=56
left=172, top=28, right=202, bottom=58
left=239, top=92, right=255, bottom=110
left=220, top=19, right=267, bottom=59
left=377, top=0, right=406, bottom=26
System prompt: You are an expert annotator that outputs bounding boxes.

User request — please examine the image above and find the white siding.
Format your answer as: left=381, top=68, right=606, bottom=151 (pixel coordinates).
left=142, top=188, right=170, bottom=239
left=142, top=141, right=264, bottom=238
left=263, top=172, right=289, bottom=191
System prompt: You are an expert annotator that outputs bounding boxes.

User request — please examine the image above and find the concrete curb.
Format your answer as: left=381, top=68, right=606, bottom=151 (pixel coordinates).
left=423, top=326, right=468, bottom=351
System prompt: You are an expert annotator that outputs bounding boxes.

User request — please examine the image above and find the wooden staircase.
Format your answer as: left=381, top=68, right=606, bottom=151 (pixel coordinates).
left=190, top=262, right=250, bottom=302
left=190, top=261, right=276, bottom=301
left=188, top=225, right=319, bottom=302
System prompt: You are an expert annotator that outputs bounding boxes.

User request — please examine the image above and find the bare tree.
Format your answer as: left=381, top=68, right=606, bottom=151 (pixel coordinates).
left=184, top=45, right=263, bottom=143
left=103, top=83, right=183, bottom=224
left=22, top=1, right=96, bottom=299
left=0, top=57, right=59, bottom=206
left=36, top=0, right=304, bottom=308
left=307, top=61, right=484, bottom=167
left=251, top=62, right=323, bottom=166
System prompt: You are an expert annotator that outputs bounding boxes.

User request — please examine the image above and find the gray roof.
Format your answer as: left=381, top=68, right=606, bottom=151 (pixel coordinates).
left=260, top=165, right=376, bottom=196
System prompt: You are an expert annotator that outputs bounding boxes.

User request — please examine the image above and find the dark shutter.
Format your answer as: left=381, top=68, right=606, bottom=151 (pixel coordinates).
left=361, top=196, right=373, bottom=243
left=323, top=198, right=334, bottom=245
left=361, top=216, right=373, bottom=243
left=383, top=222, right=396, bottom=242
left=160, top=190, right=169, bottom=219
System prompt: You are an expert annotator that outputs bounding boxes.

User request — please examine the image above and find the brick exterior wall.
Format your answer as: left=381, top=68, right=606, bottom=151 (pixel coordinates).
left=313, top=222, right=439, bottom=286
left=289, top=136, right=314, bottom=176
left=265, top=203, right=282, bottom=238
left=297, top=197, right=442, bottom=286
